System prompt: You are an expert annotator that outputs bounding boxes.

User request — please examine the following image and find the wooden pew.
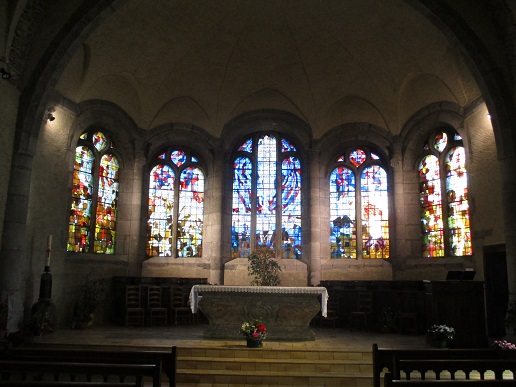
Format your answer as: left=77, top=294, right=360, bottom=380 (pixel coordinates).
left=0, top=381, right=137, bottom=386
left=373, top=344, right=516, bottom=387
left=384, top=372, right=516, bottom=386
left=0, top=346, right=177, bottom=387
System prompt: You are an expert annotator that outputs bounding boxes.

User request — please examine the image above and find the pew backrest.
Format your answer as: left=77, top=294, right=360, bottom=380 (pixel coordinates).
left=373, top=344, right=516, bottom=387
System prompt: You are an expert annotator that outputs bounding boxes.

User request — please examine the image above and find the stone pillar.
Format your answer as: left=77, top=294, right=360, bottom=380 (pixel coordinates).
left=207, top=150, right=224, bottom=285
left=499, top=155, right=516, bottom=303
left=0, top=151, right=34, bottom=332
left=308, top=149, right=322, bottom=286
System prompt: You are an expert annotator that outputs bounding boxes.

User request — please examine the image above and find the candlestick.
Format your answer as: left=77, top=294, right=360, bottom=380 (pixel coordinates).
left=45, top=234, right=52, bottom=267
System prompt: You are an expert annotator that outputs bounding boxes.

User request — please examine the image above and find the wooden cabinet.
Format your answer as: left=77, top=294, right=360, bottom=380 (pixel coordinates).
left=425, top=281, right=488, bottom=348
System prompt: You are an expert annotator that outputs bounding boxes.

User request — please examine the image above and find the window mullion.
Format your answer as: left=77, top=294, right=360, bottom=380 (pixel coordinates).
left=440, top=154, right=451, bottom=257
left=355, top=169, right=363, bottom=259
left=172, top=167, right=180, bottom=257
left=250, top=147, right=258, bottom=253
left=88, top=153, right=101, bottom=253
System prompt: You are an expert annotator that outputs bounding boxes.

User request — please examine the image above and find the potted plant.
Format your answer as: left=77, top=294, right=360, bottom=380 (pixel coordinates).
left=426, top=324, right=455, bottom=348
left=240, top=318, right=267, bottom=348
left=247, top=251, right=281, bottom=286
left=73, top=272, right=105, bottom=329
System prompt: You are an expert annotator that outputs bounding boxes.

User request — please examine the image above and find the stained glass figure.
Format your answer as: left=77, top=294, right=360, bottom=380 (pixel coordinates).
left=231, top=134, right=302, bottom=259
left=329, top=148, right=388, bottom=259
left=94, top=154, right=119, bottom=253
left=67, top=131, right=119, bottom=254
left=147, top=150, right=204, bottom=258
left=361, top=165, right=389, bottom=258
left=177, top=167, right=204, bottom=257
left=419, top=130, right=471, bottom=257
left=419, top=155, right=444, bottom=257
left=446, top=146, right=471, bottom=256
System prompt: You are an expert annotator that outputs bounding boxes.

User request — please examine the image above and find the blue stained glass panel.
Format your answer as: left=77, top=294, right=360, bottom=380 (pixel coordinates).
left=281, top=138, right=297, bottom=152
left=171, top=150, right=187, bottom=167
left=256, top=135, right=277, bottom=252
left=281, top=157, right=302, bottom=259
left=177, top=167, right=204, bottom=257
left=350, top=149, right=366, bottom=167
left=330, top=167, right=356, bottom=258
left=238, top=139, right=253, bottom=153
left=232, top=157, right=252, bottom=257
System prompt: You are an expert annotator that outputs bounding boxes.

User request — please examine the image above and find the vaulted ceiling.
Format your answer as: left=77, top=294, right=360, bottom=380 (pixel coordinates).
left=48, top=0, right=480, bottom=138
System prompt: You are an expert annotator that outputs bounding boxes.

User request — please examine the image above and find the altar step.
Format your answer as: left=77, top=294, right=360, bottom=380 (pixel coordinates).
left=176, top=346, right=373, bottom=386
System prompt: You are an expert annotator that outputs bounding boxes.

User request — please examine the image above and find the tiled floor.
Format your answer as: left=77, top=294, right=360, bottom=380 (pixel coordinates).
left=32, top=324, right=428, bottom=351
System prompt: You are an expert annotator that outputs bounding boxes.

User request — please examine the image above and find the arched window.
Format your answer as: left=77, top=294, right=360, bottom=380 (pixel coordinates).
left=147, top=149, right=204, bottom=257
left=330, top=148, right=389, bottom=259
left=231, top=134, right=302, bottom=259
left=419, top=130, right=472, bottom=257
left=67, top=131, right=120, bottom=254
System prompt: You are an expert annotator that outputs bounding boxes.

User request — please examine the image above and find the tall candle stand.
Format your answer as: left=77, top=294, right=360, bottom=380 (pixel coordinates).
left=30, top=236, right=55, bottom=335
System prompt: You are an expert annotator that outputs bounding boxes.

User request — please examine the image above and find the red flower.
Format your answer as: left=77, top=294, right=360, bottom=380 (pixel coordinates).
left=256, top=323, right=266, bottom=332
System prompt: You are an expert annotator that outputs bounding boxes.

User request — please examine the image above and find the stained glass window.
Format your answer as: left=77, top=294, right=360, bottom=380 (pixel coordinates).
left=147, top=149, right=204, bottom=257
left=330, top=148, right=389, bottom=259
left=231, top=134, right=302, bottom=259
left=419, top=130, right=471, bottom=257
left=67, top=131, right=119, bottom=254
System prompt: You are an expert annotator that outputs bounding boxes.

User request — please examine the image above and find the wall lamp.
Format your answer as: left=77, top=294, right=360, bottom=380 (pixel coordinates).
left=46, top=107, right=55, bottom=122
left=0, top=68, right=11, bottom=79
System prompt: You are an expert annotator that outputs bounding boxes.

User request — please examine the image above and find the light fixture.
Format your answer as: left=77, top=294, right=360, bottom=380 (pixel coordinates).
left=46, top=107, right=56, bottom=122
left=0, top=68, right=11, bottom=79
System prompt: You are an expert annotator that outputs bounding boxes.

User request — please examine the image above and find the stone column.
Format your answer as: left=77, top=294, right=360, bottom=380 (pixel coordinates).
left=308, top=149, right=322, bottom=286
left=499, top=155, right=516, bottom=303
left=207, top=150, right=224, bottom=285
left=0, top=151, right=34, bottom=331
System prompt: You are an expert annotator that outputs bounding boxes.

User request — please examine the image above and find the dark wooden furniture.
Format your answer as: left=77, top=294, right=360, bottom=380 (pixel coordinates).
left=373, top=344, right=516, bottom=387
left=0, top=346, right=177, bottom=387
left=425, top=281, right=488, bottom=348
left=125, top=285, right=145, bottom=327
left=111, top=277, right=207, bottom=326
left=384, top=373, right=516, bottom=386
left=146, top=285, right=168, bottom=326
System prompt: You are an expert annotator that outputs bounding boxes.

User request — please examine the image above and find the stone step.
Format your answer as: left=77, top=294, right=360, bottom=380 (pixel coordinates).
left=176, top=346, right=373, bottom=386
left=176, top=368, right=373, bottom=386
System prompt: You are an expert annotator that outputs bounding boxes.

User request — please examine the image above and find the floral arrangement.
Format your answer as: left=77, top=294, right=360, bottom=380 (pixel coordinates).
left=240, top=318, right=267, bottom=340
left=491, top=340, right=516, bottom=350
left=427, top=324, right=455, bottom=340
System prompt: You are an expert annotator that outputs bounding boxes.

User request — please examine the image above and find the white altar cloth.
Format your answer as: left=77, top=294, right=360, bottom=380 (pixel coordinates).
left=189, top=285, right=328, bottom=317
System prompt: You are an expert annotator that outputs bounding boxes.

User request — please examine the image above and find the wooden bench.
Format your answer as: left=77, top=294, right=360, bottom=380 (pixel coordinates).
left=0, top=346, right=177, bottom=387
left=373, top=344, right=516, bottom=387
left=384, top=372, right=516, bottom=386
left=0, top=382, right=137, bottom=386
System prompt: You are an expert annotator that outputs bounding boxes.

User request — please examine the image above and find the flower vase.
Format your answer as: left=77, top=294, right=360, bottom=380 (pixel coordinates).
left=426, top=335, right=449, bottom=348
left=246, top=338, right=263, bottom=348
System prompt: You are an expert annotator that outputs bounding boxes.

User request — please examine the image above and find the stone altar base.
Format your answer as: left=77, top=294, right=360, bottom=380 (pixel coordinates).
left=198, top=292, right=321, bottom=341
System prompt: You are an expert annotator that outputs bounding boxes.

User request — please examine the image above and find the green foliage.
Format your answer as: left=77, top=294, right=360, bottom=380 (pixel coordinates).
left=247, top=251, right=281, bottom=286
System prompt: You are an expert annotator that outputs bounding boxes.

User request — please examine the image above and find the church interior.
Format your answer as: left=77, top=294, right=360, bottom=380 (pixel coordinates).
left=2, top=0, right=516, bottom=374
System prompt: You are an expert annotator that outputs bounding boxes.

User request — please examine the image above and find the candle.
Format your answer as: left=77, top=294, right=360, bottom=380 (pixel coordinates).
left=46, top=235, right=52, bottom=267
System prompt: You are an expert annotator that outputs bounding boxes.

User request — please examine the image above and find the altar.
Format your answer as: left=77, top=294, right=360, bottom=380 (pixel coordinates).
left=189, top=285, right=328, bottom=341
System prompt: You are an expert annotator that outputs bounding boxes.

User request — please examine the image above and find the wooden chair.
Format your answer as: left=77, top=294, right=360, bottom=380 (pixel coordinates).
left=146, top=285, right=168, bottom=326
left=350, top=291, right=373, bottom=330
left=321, top=296, right=340, bottom=328
left=170, top=285, right=193, bottom=325
left=125, top=285, right=145, bottom=327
